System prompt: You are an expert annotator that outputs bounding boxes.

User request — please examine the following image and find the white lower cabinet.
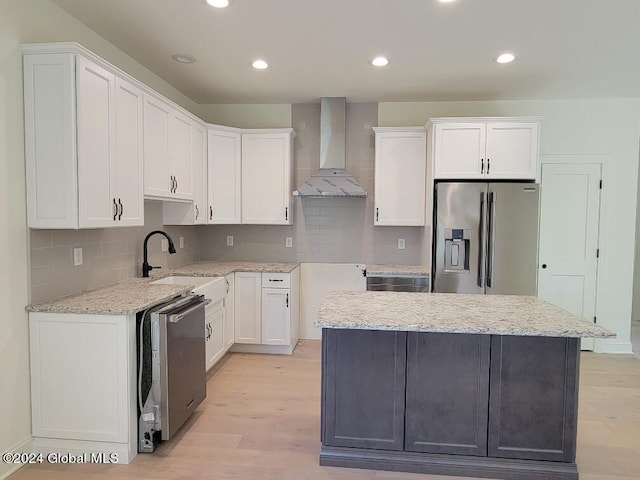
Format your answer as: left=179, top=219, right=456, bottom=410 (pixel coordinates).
left=232, top=268, right=300, bottom=354
left=234, top=272, right=262, bottom=344
left=224, top=274, right=235, bottom=350
left=261, top=288, right=290, bottom=345
left=205, top=299, right=226, bottom=371
left=29, top=312, right=138, bottom=463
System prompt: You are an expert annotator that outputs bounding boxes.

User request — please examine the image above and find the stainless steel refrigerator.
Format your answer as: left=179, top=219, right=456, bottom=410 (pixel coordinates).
left=432, top=182, right=540, bottom=294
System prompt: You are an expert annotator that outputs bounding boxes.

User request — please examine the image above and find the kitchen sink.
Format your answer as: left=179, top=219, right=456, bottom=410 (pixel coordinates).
left=151, top=276, right=217, bottom=287
left=151, top=276, right=226, bottom=302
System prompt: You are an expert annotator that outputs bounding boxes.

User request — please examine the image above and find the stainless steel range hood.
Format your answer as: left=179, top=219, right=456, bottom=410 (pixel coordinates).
left=293, top=98, right=367, bottom=198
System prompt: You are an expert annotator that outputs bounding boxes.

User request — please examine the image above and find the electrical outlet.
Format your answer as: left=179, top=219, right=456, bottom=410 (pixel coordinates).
left=73, top=247, right=83, bottom=266
left=161, top=239, right=169, bottom=252
left=398, top=238, right=406, bottom=250
left=227, top=235, right=234, bottom=247
left=179, top=237, right=184, bottom=249
left=285, top=237, right=293, bottom=248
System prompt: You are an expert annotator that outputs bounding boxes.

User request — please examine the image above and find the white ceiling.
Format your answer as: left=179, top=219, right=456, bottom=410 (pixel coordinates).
left=51, top=0, right=640, bottom=104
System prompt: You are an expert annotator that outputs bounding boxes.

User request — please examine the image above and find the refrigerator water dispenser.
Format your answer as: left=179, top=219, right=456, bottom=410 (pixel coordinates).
left=444, top=228, right=471, bottom=272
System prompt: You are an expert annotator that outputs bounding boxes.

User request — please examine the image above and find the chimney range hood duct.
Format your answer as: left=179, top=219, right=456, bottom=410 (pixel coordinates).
left=293, top=97, right=367, bottom=198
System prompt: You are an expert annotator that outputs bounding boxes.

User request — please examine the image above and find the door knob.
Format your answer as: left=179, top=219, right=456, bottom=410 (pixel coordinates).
left=541, top=264, right=547, bottom=269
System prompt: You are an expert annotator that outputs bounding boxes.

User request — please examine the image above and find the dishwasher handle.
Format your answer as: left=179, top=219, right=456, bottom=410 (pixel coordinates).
left=170, top=299, right=211, bottom=323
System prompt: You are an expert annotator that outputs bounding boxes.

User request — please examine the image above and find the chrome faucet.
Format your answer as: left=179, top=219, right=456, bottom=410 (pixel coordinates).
left=142, top=230, right=176, bottom=277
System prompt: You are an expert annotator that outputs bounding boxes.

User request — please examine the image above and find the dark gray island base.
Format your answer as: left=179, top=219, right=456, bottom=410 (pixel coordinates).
left=320, top=329, right=581, bottom=480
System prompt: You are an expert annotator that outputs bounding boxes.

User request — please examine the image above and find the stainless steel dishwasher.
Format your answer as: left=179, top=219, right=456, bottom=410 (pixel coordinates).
left=366, top=274, right=430, bottom=292
left=138, top=294, right=209, bottom=452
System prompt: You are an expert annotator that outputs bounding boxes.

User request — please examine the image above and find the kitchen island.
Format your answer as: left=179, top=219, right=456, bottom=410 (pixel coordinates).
left=315, top=291, right=614, bottom=480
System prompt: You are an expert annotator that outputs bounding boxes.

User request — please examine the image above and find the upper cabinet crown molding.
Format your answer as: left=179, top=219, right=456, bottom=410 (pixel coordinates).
left=428, top=116, right=542, bottom=181
left=427, top=116, right=544, bottom=126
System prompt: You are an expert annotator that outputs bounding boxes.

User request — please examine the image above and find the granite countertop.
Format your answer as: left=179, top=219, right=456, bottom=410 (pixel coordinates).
left=365, top=264, right=428, bottom=276
left=170, top=261, right=299, bottom=277
left=26, top=278, right=193, bottom=315
left=315, top=291, right=615, bottom=339
left=27, top=261, right=299, bottom=315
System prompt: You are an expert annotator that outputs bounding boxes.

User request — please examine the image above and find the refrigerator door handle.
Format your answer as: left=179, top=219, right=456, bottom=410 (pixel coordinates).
left=487, top=191, right=496, bottom=288
left=477, top=192, right=485, bottom=288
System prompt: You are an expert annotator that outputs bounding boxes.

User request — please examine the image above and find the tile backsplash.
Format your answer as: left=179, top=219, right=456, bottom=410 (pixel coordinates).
left=199, top=103, right=425, bottom=264
left=29, top=201, right=201, bottom=304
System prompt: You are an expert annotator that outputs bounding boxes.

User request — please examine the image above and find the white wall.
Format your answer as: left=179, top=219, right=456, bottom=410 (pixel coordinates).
left=0, top=1, right=203, bottom=477
left=198, top=103, right=292, bottom=128
left=380, top=99, right=640, bottom=353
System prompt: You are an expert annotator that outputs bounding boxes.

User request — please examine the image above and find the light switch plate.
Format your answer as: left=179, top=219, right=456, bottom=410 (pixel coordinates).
left=285, top=237, right=293, bottom=248
left=179, top=237, right=184, bottom=249
left=398, top=239, right=406, bottom=250
left=227, top=235, right=234, bottom=247
left=73, top=247, right=83, bottom=266
left=161, top=239, right=169, bottom=252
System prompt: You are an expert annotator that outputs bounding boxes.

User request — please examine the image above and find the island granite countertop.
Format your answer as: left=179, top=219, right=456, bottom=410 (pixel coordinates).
left=27, top=261, right=299, bottom=315
left=316, top=290, right=615, bottom=338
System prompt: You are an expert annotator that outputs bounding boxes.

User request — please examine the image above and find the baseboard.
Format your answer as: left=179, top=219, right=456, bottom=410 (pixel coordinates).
left=320, top=445, right=578, bottom=480
left=32, top=437, right=133, bottom=464
left=594, top=338, right=633, bottom=354
left=230, top=342, right=297, bottom=355
left=0, top=436, right=33, bottom=480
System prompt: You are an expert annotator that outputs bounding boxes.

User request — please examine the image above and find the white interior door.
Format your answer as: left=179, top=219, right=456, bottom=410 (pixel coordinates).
left=538, top=163, right=601, bottom=350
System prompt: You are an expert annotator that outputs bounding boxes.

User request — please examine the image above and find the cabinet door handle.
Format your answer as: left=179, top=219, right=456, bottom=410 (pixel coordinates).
left=269, top=279, right=283, bottom=282
left=376, top=207, right=379, bottom=222
left=195, top=205, right=199, bottom=220
left=487, top=158, right=490, bottom=175
left=113, top=198, right=118, bottom=221
left=286, top=293, right=289, bottom=308
left=175, top=177, right=178, bottom=193
left=285, top=206, right=288, bottom=221
left=209, top=206, right=213, bottom=221
left=225, top=279, right=230, bottom=294
left=481, top=159, right=484, bottom=174
left=118, top=199, right=123, bottom=220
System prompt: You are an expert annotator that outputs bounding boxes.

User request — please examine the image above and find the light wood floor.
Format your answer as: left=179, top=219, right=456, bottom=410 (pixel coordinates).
left=10, top=340, right=640, bottom=480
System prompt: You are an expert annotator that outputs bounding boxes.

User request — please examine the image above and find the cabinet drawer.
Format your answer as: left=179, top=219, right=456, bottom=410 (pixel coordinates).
left=262, top=272, right=290, bottom=288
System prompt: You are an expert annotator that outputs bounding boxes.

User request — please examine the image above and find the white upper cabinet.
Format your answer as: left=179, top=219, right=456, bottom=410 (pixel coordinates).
left=142, top=94, right=171, bottom=197
left=241, top=129, right=294, bottom=225
left=143, top=94, right=194, bottom=200
left=208, top=127, right=242, bottom=224
left=113, top=77, right=144, bottom=226
left=169, top=109, right=194, bottom=199
left=162, top=120, right=207, bottom=225
left=373, top=127, right=427, bottom=226
left=192, top=123, right=207, bottom=224
left=23, top=46, right=144, bottom=229
left=430, top=118, right=540, bottom=180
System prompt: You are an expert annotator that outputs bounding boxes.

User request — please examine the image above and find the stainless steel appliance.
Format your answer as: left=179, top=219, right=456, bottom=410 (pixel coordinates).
left=366, top=275, right=430, bottom=292
left=138, top=294, right=209, bottom=452
left=432, top=182, right=539, bottom=294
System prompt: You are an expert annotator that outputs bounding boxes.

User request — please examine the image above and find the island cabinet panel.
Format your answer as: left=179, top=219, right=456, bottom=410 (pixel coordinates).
left=488, top=335, right=579, bottom=463
left=405, top=332, right=490, bottom=456
left=322, top=329, right=407, bottom=451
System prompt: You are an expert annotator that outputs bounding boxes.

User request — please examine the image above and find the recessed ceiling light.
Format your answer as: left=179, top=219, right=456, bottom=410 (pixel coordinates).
left=371, top=56, right=389, bottom=67
left=206, top=0, right=229, bottom=7
left=252, top=59, right=269, bottom=70
left=496, top=52, right=516, bottom=64
left=437, top=0, right=457, bottom=3
left=171, top=53, right=196, bottom=64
